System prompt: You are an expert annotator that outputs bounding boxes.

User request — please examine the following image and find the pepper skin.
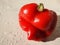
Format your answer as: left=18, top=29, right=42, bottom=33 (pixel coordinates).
left=19, top=3, right=57, bottom=41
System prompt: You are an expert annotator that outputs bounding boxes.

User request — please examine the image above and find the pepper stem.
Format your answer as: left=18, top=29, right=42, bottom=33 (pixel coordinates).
left=37, top=3, right=44, bottom=12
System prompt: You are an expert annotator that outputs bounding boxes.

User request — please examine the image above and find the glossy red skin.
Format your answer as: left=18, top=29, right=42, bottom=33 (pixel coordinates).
left=19, top=3, right=57, bottom=41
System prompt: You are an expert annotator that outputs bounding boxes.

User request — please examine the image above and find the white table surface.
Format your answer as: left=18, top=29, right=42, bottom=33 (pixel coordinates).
left=0, top=0, right=60, bottom=45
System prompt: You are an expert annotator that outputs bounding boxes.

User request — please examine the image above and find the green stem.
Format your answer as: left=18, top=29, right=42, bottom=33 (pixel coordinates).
left=37, top=3, right=44, bottom=12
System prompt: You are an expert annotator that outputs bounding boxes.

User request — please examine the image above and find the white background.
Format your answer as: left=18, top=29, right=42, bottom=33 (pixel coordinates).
left=0, top=0, right=60, bottom=45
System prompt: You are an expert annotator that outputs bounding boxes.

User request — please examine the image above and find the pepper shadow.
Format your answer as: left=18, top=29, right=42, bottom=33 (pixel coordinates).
left=43, top=15, right=60, bottom=42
